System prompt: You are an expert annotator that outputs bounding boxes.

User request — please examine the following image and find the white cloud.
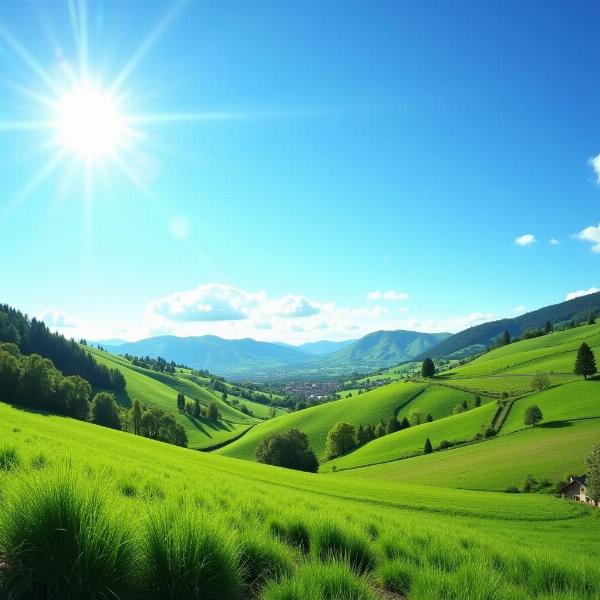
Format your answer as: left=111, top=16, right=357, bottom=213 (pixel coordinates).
left=169, top=217, right=190, bottom=239
left=589, top=153, right=600, bottom=184
left=266, top=295, right=320, bottom=318
left=549, top=238, right=560, bottom=245
left=513, top=306, right=527, bottom=315
left=367, top=290, right=409, bottom=301
left=515, top=234, right=536, bottom=246
left=565, top=287, right=600, bottom=301
left=38, top=309, right=76, bottom=328
left=148, top=284, right=320, bottom=326
left=575, top=223, right=600, bottom=253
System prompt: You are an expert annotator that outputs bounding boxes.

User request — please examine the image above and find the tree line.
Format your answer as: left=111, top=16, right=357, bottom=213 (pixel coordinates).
left=0, top=304, right=124, bottom=391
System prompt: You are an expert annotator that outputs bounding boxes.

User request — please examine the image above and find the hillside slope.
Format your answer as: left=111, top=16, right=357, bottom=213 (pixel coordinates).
left=422, top=292, right=600, bottom=359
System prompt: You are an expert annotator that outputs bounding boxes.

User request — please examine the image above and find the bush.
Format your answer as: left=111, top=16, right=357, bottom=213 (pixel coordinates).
left=504, top=486, right=520, bottom=493
left=256, top=429, right=318, bottom=472
left=310, top=519, right=377, bottom=574
left=261, top=562, right=375, bottom=600
left=0, top=468, right=136, bottom=599
left=141, top=503, right=241, bottom=599
left=325, top=422, right=357, bottom=459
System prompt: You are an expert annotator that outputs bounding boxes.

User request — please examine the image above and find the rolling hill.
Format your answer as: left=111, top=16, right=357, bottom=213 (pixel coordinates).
left=421, top=292, right=600, bottom=359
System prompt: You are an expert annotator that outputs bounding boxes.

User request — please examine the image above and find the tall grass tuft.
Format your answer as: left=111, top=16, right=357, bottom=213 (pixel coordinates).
left=0, top=445, right=20, bottom=471
left=141, top=503, right=241, bottom=600
left=267, top=514, right=311, bottom=554
left=238, top=530, right=294, bottom=592
left=260, top=562, right=375, bottom=600
left=0, top=466, right=137, bottom=599
left=376, top=559, right=414, bottom=596
left=310, top=519, right=377, bottom=575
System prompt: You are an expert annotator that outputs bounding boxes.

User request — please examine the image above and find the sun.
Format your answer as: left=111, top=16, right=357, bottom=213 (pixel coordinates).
left=53, top=83, right=126, bottom=160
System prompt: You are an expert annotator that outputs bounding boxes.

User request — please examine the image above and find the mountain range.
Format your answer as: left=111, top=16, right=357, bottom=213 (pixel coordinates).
left=106, top=330, right=449, bottom=379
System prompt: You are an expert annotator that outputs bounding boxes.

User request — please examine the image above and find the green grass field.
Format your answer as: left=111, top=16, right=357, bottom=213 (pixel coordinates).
left=1, top=400, right=599, bottom=599
left=217, top=381, right=426, bottom=460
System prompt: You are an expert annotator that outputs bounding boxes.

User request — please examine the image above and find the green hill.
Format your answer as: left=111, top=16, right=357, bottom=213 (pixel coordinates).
left=1, top=400, right=599, bottom=599
left=422, top=292, right=600, bottom=359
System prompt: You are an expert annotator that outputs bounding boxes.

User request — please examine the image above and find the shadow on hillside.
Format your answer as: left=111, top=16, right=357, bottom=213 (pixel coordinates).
left=539, top=420, right=572, bottom=429
left=113, top=389, right=132, bottom=409
left=183, top=414, right=210, bottom=435
left=9, top=403, right=52, bottom=417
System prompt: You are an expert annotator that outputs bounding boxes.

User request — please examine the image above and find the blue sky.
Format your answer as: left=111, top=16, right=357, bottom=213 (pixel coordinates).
left=0, top=0, right=599, bottom=343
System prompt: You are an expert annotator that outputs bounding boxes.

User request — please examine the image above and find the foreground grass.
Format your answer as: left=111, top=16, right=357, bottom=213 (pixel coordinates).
left=0, top=401, right=599, bottom=599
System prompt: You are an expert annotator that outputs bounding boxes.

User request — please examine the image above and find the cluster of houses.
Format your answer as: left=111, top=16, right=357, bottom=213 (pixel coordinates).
left=558, top=475, right=598, bottom=507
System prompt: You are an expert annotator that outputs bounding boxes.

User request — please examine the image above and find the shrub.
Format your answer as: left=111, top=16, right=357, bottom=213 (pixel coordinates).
left=0, top=468, right=136, bottom=599
left=238, top=530, right=293, bottom=591
left=325, top=422, right=357, bottom=459
left=310, top=519, right=377, bottom=574
left=141, top=503, right=241, bottom=600
left=504, top=486, right=520, bottom=493
left=261, top=562, right=375, bottom=600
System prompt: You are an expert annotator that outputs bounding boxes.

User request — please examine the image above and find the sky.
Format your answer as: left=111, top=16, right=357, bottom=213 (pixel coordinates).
left=0, top=0, right=599, bottom=344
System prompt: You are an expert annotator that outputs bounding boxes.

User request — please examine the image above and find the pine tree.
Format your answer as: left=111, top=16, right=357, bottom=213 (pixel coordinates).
left=133, top=399, right=142, bottom=435
left=501, top=330, right=511, bottom=346
left=475, top=396, right=482, bottom=407
left=421, top=358, right=435, bottom=378
left=193, top=398, right=201, bottom=419
left=574, top=342, right=597, bottom=380
left=386, top=417, right=400, bottom=435
left=544, top=321, right=553, bottom=334
left=399, top=417, right=410, bottom=430
left=426, top=413, right=433, bottom=423
left=424, top=438, right=433, bottom=454
left=375, top=420, right=386, bottom=438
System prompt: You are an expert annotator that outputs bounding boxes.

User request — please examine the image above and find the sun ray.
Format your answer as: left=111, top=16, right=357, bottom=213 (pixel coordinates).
left=0, top=120, right=55, bottom=132
left=110, top=0, right=188, bottom=94
left=125, top=110, right=266, bottom=126
left=0, top=22, right=60, bottom=95
left=0, top=149, right=67, bottom=225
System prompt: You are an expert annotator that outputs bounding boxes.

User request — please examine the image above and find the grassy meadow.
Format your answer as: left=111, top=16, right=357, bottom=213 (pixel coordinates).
left=1, top=401, right=600, bottom=599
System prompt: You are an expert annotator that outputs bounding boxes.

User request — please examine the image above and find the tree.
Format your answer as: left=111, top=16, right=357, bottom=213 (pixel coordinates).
left=207, top=401, right=220, bottom=421
left=357, top=424, right=368, bottom=445
left=453, top=403, right=466, bottom=415
left=58, top=375, right=91, bottom=419
left=426, top=413, right=434, bottom=423
left=475, top=396, right=482, bottom=407
left=530, top=372, right=551, bottom=391
left=524, top=404, right=543, bottom=427
left=424, top=438, right=433, bottom=454
left=421, top=358, right=435, bottom=378
left=0, top=349, right=22, bottom=401
left=386, top=417, right=400, bottom=434
left=501, top=330, right=511, bottom=346
left=133, top=399, right=142, bottom=435
left=91, top=392, right=121, bottom=430
left=16, top=354, right=59, bottom=411
left=326, top=422, right=357, bottom=459
left=193, top=398, right=201, bottom=419
left=544, top=321, right=553, bottom=334
left=408, top=409, right=425, bottom=426
left=574, top=342, right=597, bottom=380
left=176, top=392, right=185, bottom=412
left=255, top=428, right=318, bottom=472
left=375, top=420, right=386, bottom=438
left=584, top=442, right=600, bottom=505
left=588, top=313, right=596, bottom=326
left=399, top=417, right=410, bottom=430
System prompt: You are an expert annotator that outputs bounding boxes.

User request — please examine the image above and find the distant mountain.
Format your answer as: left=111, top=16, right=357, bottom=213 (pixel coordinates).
left=422, top=292, right=600, bottom=359
left=297, top=339, right=356, bottom=356
left=105, top=335, right=311, bottom=378
left=318, top=330, right=451, bottom=372
left=92, top=338, right=128, bottom=347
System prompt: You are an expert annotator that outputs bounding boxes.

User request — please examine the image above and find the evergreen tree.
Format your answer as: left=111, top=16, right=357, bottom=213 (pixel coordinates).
left=357, top=424, right=367, bottom=445
left=176, top=392, right=185, bottom=412
left=193, top=398, right=201, bottom=418
left=399, top=417, right=410, bottom=430
left=544, top=321, right=553, bottom=334
left=366, top=423, right=376, bottom=442
left=375, top=420, right=386, bottom=438
left=421, top=358, right=435, bottom=378
left=426, top=413, right=434, bottom=423
left=386, top=417, right=400, bottom=434
left=424, top=438, right=433, bottom=454
left=501, top=330, right=511, bottom=346
left=133, top=399, right=142, bottom=435
left=475, top=396, right=482, bottom=407
left=574, top=342, right=597, bottom=380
